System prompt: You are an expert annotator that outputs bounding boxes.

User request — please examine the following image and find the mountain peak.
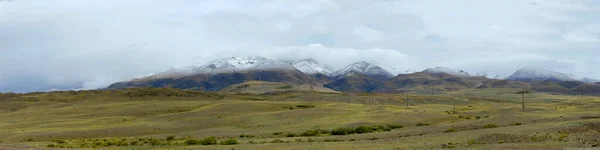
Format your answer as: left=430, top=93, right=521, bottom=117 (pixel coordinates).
left=423, top=66, right=470, bottom=76
left=332, top=61, right=393, bottom=79
left=508, top=68, right=576, bottom=82
left=290, top=59, right=334, bottom=75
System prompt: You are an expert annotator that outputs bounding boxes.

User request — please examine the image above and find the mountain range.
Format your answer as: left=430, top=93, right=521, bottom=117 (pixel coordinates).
left=107, top=56, right=600, bottom=95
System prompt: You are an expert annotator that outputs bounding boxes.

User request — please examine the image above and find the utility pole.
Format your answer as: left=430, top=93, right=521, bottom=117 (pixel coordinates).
left=453, top=98, right=456, bottom=112
left=522, top=88, right=525, bottom=111
left=405, top=91, right=409, bottom=108
left=368, top=93, right=371, bottom=105
left=581, top=87, right=584, bottom=100
left=347, top=93, right=350, bottom=103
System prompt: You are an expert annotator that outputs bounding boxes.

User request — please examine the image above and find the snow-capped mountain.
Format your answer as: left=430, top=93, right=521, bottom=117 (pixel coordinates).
left=287, top=59, right=334, bottom=75
left=192, top=56, right=295, bottom=74
left=475, top=72, right=488, bottom=77
left=422, top=67, right=470, bottom=76
left=331, top=61, right=393, bottom=78
left=507, top=68, right=576, bottom=82
left=582, top=78, right=600, bottom=83
left=135, top=57, right=297, bottom=80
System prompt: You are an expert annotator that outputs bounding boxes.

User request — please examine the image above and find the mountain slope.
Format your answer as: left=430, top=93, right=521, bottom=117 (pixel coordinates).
left=108, top=70, right=325, bottom=91
left=582, top=78, right=600, bottom=84
left=423, top=67, right=470, bottom=76
left=331, top=61, right=393, bottom=79
left=220, top=81, right=338, bottom=94
left=287, top=59, right=334, bottom=75
left=373, top=72, right=489, bottom=94
left=507, top=68, right=576, bottom=82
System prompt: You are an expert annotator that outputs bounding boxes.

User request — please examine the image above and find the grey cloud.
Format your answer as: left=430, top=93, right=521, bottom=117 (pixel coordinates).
left=0, top=0, right=599, bottom=92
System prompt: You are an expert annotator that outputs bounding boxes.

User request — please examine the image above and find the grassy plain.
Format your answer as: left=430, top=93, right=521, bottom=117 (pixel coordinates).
left=0, top=88, right=599, bottom=149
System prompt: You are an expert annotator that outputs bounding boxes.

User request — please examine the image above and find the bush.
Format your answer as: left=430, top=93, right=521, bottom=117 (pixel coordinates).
left=270, top=139, right=286, bottom=143
left=444, top=128, right=457, bottom=132
left=510, top=122, right=522, bottom=126
left=239, top=134, right=254, bottom=138
left=355, top=126, right=377, bottom=134
left=47, top=144, right=55, bottom=148
left=166, top=136, right=175, bottom=141
left=301, top=130, right=318, bottom=136
left=323, top=139, right=344, bottom=142
left=52, top=139, right=66, bottom=144
left=416, top=123, right=430, bottom=126
left=220, top=139, right=238, bottom=145
left=387, top=124, right=403, bottom=129
left=129, top=141, right=139, bottom=145
left=296, top=104, right=316, bottom=108
left=331, top=127, right=355, bottom=135
left=184, top=139, right=200, bottom=145
left=286, top=133, right=297, bottom=137
left=483, top=124, right=498, bottom=128
left=273, top=132, right=283, bottom=135
left=201, top=137, right=217, bottom=145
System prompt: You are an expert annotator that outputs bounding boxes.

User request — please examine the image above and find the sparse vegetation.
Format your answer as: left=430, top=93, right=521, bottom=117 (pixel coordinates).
left=483, top=124, right=498, bottom=128
left=166, top=136, right=175, bottom=141
left=201, top=137, right=217, bottom=145
left=220, top=139, right=238, bottom=145
left=276, top=85, right=293, bottom=89
left=283, top=104, right=316, bottom=110
left=444, top=128, right=457, bottom=133
left=1, top=87, right=599, bottom=149
left=416, top=123, right=430, bottom=126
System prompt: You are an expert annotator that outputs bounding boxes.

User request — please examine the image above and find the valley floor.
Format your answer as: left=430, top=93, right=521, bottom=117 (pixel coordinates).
left=0, top=88, right=599, bottom=149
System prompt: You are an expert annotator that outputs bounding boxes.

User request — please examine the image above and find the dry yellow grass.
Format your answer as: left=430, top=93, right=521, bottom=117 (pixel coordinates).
left=0, top=88, right=599, bottom=149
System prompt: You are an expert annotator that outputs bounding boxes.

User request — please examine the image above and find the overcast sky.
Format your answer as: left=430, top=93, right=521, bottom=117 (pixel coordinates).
left=1, top=0, right=599, bottom=92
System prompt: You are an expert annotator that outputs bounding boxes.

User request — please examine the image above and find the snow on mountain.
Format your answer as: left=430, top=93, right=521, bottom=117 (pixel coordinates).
left=581, top=78, right=600, bottom=83
left=422, top=67, right=470, bottom=76
left=331, top=61, right=393, bottom=78
left=191, top=56, right=297, bottom=74
left=289, top=59, right=334, bottom=75
left=475, top=72, right=488, bottom=77
left=507, top=68, right=576, bottom=82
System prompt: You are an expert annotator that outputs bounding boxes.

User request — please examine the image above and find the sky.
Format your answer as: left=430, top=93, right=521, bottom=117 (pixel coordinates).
left=1, top=0, right=599, bottom=92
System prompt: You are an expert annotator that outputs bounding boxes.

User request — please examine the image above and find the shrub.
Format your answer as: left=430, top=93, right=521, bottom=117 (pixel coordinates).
left=286, top=133, right=297, bottom=137
left=52, top=139, right=66, bottom=144
left=476, top=116, right=481, bottom=119
left=510, top=122, right=522, bottom=126
left=444, top=128, right=457, bottom=132
left=166, top=136, right=175, bottom=141
left=220, top=139, right=238, bottom=145
left=130, top=141, right=139, bottom=145
left=318, top=129, right=330, bottom=134
left=270, top=139, right=286, bottom=143
left=323, top=139, right=344, bottom=142
left=239, top=134, right=254, bottom=138
left=387, top=124, right=404, bottom=129
left=184, top=139, right=200, bottom=145
left=374, top=125, right=391, bottom=131
left=201, top=137, right=217, bottom=145
left=273, top=132, right=283, bottom=135
left=296, top=104, right=316, bottom=108
left=331, top=127, right=355, bottom=135
left=301, top=130, right=317, bottom=136
left=355, top=126, right=377, bottom=134
left=483, top=124, right=498, bottom=128
left=416, top=123, right=430, bottom=126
